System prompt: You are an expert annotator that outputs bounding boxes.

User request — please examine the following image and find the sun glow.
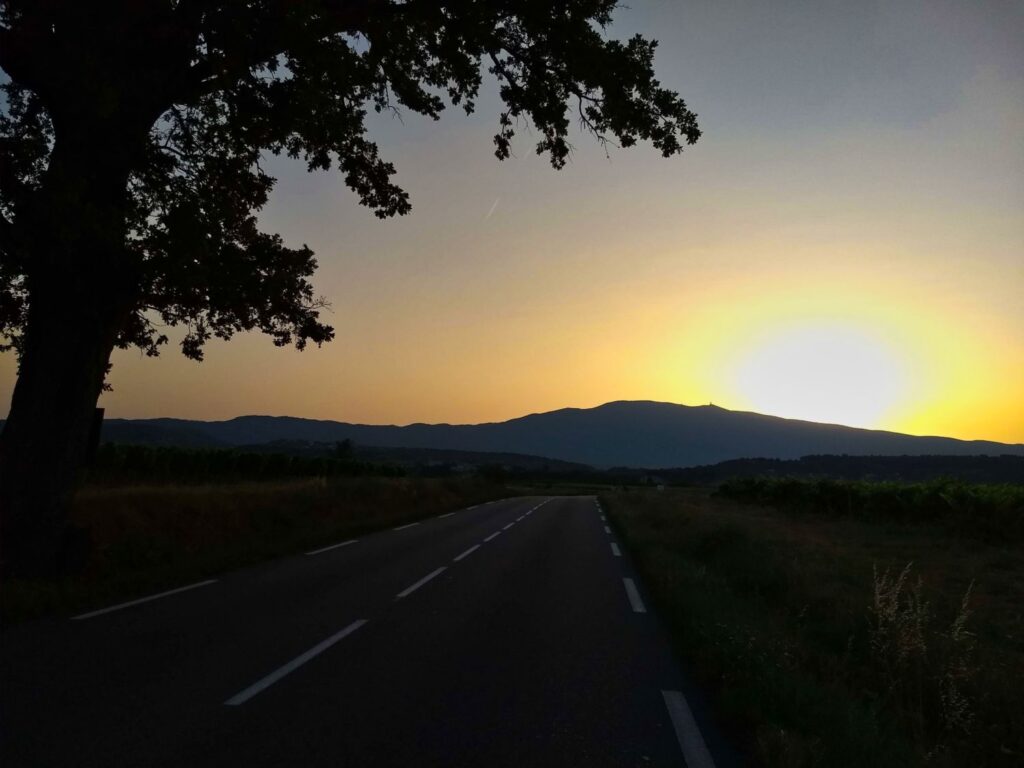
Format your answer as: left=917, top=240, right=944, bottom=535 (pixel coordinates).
left=725, top=322, right=913, bottom=429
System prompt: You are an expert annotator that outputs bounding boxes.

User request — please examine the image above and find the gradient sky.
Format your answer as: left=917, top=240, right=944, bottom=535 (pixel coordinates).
left=3, top=0, right=1022, bottom=441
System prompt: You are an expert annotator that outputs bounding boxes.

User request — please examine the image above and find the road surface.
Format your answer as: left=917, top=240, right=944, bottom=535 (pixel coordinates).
left=1, top=496, right=741, bottom=767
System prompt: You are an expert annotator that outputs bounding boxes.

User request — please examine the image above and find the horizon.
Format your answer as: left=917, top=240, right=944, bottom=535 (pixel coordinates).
left=90, top=399, right=1024, bottom=445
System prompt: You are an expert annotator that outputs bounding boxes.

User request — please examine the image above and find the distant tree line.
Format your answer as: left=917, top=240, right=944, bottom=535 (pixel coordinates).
left=89, top=443, right=406, bottom=484
left=645, top=454, right=1024, bottom=487
left=88, top=443, right=588, bottom=484
left=85, top=445, right=1024, bottom=490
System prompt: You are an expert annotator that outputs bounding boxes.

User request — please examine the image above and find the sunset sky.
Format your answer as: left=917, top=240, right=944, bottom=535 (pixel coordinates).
left=2, top=0, right=1022, bottom=442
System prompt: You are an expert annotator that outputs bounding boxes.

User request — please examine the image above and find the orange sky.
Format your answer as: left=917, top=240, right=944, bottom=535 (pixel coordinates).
left=2, top=1, right=1022, bottom=443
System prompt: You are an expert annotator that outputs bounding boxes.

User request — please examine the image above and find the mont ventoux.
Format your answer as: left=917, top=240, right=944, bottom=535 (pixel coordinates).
left=95, top=401, right=1024, bottom=469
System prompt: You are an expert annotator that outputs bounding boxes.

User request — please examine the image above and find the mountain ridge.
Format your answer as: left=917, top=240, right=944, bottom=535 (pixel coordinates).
left=94, top=401, right=1024, bottom=469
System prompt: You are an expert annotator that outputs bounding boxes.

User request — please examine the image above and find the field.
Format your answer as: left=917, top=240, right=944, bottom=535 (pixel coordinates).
left=604, top=481, right=1024, bottom=768
left=2, top=475, right=505, bottom=623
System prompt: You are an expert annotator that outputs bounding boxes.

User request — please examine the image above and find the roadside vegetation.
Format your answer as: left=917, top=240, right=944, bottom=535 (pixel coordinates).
left=718, top=476, right=1024, bottom=542
left=604, top=481, right=1024, bottom=767
left=2, top=473, right=506, bottom=624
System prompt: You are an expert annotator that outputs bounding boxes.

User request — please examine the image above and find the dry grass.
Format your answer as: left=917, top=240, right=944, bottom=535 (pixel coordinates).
left=2, top=476, right=505, bottom=623
left=605, top=487, right=1024, bottom=767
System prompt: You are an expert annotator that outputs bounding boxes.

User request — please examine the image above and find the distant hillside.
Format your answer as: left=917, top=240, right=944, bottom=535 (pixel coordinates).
left=235, top=439, right=593, bottom=472
left=99, top=401, right=1024, bottom=468
left=99, top=420, right=226, bottom=448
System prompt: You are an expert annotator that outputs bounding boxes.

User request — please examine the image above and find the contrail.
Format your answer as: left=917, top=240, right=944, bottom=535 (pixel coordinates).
left=484, top=197, right=500, bottom=221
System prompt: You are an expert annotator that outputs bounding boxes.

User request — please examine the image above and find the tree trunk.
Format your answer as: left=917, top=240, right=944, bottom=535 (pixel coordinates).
left=0, top=122, right=139, bottom=577
left=0, top=292, right=128, bottom=576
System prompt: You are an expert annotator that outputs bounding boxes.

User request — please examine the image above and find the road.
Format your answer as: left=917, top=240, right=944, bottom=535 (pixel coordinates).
left=1, top=495, right=741, bottom=767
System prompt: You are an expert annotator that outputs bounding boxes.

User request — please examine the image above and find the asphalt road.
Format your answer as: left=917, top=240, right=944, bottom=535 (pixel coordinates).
left=1, top=495, right=741, bottom=767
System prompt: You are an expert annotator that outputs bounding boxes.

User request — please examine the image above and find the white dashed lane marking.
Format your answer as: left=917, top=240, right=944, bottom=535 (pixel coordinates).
left=224, top=620, right=368, bottom=706
left=72, top=580, right=218, bottom=621
left=623, top=578, right=647, bottom=613
left=662, top=690, right=717, bottom=768
left=306, top=540, right=357, bottom=556
left=396, top=567, right=447, bottom=599
left=453, top=544, right=481, bottom=562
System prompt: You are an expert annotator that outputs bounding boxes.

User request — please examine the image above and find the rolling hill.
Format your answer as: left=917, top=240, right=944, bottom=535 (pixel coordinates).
left=98, top=401, right=1024, bottom=469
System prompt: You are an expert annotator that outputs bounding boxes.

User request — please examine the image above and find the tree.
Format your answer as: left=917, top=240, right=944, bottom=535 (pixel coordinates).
left=333, top=439, right=354, bottom=460
left=0, top=0, right=700, bottom=575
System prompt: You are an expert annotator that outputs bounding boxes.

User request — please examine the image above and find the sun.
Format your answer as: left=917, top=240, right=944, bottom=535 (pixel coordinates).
left=725, top=322, right=912, bottom=429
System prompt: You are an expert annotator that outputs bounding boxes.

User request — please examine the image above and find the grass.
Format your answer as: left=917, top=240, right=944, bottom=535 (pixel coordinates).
left=604, top=484, right=1024, bottom=767
left=2, top=475, right=507, bottom=624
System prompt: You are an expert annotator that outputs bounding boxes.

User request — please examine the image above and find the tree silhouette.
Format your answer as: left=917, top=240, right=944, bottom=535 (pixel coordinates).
left=0, top=1, right=700, bottom=575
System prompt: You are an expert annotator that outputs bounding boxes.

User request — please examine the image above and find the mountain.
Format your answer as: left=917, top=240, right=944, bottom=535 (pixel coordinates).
left=99, top=401, right=1024, bottom=469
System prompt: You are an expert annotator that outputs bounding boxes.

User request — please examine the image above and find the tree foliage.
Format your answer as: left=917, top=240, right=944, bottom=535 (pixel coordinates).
left=0, top=0, right=699, bottom=363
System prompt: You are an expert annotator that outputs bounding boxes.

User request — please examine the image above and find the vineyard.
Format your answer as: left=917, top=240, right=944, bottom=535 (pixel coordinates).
left=717, top=476, right=1024, bottom=542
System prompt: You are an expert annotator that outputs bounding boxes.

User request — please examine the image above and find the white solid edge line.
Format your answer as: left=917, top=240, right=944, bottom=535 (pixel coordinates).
left=224, top=620, right=368, bottom=706
left=72, top=579, right=217, bottom=620
left=502, top=522, right=515, bottom=530
left=516, top=516, right=524, bottom=521
left=484, top=531, right=502, bottom=542
left=393, top=521, right=420, bottom=531
left=611, top=543, right=622, bottom=557
left=661, top=690, right=717, bottom=768
left=438, top=512, right=455, bottom=518
left=623, top=578, right=647, bottom=613
left=305, top=539, right=357, bottom=556
left=604, top=525, right=612, bottom=534
left=396, top=566, right=447, bottom=598
left=453, top=544, right=481, bottom=562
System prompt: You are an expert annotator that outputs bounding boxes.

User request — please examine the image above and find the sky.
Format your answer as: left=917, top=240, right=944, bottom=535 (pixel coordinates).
left=2, top=0, right=1023, bottom=441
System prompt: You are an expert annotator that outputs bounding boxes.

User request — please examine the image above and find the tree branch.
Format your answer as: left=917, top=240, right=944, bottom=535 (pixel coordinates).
left=0, top=25, right=51, bottom=95
left=0, top=209, right=13, bottom=255
left=178, top=0, right=391, bottom=102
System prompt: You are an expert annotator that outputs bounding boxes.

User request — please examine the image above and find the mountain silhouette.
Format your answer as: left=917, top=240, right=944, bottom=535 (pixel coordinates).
left=95, top=401, right=1024, bottom=468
